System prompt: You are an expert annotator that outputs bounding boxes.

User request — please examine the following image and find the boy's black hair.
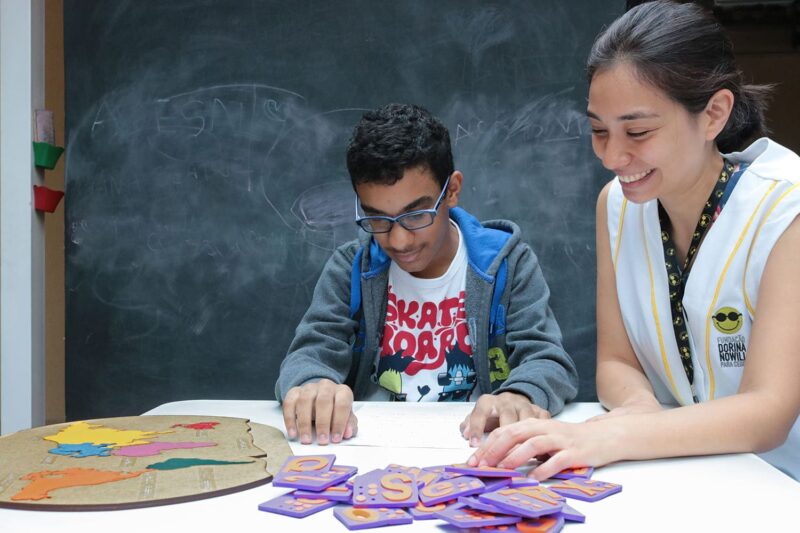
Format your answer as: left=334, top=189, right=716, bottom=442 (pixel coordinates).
left=346, top=103, right=454, bottom=190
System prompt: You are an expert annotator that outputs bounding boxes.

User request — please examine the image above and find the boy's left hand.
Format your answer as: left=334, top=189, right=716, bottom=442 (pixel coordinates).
left=460, top=392, right=549, bottom=447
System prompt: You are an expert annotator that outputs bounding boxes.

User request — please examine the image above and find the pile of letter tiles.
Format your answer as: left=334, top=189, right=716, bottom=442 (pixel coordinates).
left=258, top=454, right=622, bottom=531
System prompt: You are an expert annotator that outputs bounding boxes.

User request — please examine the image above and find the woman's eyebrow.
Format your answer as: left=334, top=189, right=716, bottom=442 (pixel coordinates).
left=587, top=110, right=660, bottom=121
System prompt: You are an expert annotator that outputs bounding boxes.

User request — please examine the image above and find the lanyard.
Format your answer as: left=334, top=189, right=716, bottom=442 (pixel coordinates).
left=658, top=159, right=735, bottom=390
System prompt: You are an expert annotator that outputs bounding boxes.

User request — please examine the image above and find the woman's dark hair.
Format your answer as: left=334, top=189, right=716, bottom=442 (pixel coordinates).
left=587, top=0, right=771, bottom=152
left=346, top=103, right=453, bottom=189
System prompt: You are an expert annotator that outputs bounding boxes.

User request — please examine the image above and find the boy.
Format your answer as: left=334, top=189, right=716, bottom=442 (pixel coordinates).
left=276, top=104, right=578, bottom=446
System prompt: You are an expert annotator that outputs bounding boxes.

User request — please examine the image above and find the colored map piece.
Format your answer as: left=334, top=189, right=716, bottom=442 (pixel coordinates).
left=43, top=421, right=170, bottom=447
left=351, top=468, right=418, bottom=508
left=558, top=502, right=586, bottom=523
left=48, top=443, right=113, bottom=458
left=436, top=502, right=522, bottom=528
left=548, top=478, right=621, bottom=502
left=481, top=515, right=565, bottom=533
left=294, top=483, right=353, bottom=502
left=145, top=458, right=254, bottom=471
left=171, top=421, right=220, bottom=430
left=257, top=493, right=337, bottom=518
left=273, top=463, right=357, bottom=491
left=408, top=499, right=457, bottom=520
left=273, top=455, right=336, bottom=486
left=11, top=468, right=147, bottom=501
left=419, top=475, right=485, bottom=506
left=112, top=441, right=216, bottom=457
left=479, top=485, right=564, bottom=518
left=445, top=463, right=523, bottom=478
left=334, top=506, right=413, bottom=530
left=549, top=466, right=594, bottom=480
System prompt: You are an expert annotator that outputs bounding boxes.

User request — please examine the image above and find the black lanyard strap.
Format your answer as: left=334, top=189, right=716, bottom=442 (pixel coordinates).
left=658, top=159, right=735, bottom=387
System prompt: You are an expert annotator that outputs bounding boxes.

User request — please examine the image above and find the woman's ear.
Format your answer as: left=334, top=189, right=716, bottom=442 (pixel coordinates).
left=704, top=88, right=735, bottom=141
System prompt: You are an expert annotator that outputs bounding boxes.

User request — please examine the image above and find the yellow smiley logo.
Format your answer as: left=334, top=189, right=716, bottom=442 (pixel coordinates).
left=712, top=306, right=742, bottom=334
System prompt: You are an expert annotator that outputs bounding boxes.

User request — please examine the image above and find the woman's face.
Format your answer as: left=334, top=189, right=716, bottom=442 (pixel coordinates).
left=587, top=62, right=712, bottom=204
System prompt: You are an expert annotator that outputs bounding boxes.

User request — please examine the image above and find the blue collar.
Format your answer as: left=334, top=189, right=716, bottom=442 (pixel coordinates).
left=363, top=207, right=511, bottom=280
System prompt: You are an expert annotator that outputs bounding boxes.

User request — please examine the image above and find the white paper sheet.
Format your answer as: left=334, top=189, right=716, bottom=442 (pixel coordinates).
left=343, top=402, right=475, bottom=449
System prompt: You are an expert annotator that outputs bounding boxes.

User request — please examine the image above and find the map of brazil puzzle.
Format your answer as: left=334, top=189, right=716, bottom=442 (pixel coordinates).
left=0, top=415, right=292, bottom=510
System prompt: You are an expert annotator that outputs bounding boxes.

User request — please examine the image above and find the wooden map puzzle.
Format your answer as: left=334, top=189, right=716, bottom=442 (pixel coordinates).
left=0, top=415, right=292, bottom=510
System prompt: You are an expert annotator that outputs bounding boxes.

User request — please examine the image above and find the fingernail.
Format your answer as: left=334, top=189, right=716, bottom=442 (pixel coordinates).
left=497, top=462, right=507, bottom=469
left=318, top=434, right=329, bottom=444
left=470, top=437, right=479, bottom=447
left=467, top=455, right=477, bottom=466
left=332, top=433, right=342, bottom=443
left=301, top=433, right=311, bottom=444
left=479, top=459, right=488, bottom=467
left=288, top=428, right=297, bottom=439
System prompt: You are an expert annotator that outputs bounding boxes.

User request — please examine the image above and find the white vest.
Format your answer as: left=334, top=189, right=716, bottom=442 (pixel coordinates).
left=607, top=138, right=800, bottom=480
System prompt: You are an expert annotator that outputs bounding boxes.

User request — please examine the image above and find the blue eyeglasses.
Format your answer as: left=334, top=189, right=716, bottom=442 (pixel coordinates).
left=355, top=174, right=452, bottom=234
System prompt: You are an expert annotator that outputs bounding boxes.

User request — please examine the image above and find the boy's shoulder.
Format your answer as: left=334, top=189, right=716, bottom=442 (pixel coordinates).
left=451, top=207, right=532, bottom=276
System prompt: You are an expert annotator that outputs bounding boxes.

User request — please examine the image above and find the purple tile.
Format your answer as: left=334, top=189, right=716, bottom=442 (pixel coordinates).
left=272, top=455, right=336, bottom=488
left=408, top=499, right=458, bottom=520
left=549, top=466, right=594, bottom=480
left=273, top=462, right=354, bottom=491
left=257, top=493, right=337, bottom=518
left=333, top=506, right=413, bottom=530
left=457, top=495, right=509, bottom=514
left=480, top=515, right=565, bottom=532
left=385, top=464, right=440, bottom=488
left=558, top=502, right=586, bottom=523
left=419, top=475, right=485, bottom=506
left=351, top=468, right=418, bottom=508
left=445, top=464, right=523, bottom=478
left=293, top=482, right=353, bottom=502
left=421, top=465, right=462, bottom=479
left=508, top=477, right=540, bottom=488
left=435, top=502, right=521, bottom=528
left=548, top=478, right=622, bottom=502
left=479, top=485, right=564, bottom=518
left=483, top=477, right=513, bottom=491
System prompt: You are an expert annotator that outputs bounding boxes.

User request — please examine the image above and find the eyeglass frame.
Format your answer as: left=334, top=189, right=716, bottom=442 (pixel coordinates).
left=354, top=174, right=452, bottom=234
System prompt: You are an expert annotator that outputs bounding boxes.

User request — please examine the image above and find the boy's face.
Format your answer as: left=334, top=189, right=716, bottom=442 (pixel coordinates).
left=355, top=166, right=462, bottom=279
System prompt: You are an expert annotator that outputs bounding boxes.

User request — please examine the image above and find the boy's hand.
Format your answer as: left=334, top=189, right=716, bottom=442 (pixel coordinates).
left=460, top=392, right=549, bottom=447
left=282, top=379, right=358, bottom=445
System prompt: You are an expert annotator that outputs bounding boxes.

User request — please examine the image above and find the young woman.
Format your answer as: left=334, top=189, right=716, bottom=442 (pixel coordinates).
left=465, top=0, right=800, bottom=480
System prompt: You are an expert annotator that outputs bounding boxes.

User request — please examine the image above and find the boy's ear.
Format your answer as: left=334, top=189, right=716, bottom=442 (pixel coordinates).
left=445, top=171, right=463, bottom=207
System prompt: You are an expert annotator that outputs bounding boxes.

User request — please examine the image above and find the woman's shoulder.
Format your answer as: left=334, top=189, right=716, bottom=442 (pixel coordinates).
left=728, top=138, right=800, bottom=185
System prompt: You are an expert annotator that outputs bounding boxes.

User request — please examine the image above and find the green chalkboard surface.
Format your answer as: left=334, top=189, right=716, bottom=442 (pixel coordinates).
left=64, top=0, right=625, bottom=420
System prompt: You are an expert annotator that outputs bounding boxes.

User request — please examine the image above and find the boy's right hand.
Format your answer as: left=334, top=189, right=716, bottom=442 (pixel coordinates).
left=282, top=379, right=358, bottom=445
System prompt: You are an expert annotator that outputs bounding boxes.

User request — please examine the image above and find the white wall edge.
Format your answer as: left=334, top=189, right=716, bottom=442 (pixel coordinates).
left=1, top=0, right=47, bottom=434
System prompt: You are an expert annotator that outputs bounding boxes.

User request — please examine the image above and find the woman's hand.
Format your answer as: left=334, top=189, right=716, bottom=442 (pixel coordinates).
left=587, top=399, right=663, bottom=422
left=466, top=417, right=622, bottom=481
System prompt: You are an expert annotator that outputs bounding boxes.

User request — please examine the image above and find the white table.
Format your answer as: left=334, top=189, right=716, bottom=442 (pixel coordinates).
left=1, top=401, right=797, bottom=532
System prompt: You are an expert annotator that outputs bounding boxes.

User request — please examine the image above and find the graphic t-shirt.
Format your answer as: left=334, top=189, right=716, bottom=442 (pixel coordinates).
left=375, top=222, right=478, bottom=402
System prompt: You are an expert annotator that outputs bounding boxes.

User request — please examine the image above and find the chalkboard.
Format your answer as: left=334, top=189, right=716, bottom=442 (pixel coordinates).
left=64, top=0, right=625, bottom=420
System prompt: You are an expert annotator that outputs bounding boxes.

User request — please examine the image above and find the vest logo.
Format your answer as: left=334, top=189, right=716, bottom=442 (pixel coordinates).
left=717, top=334, right=747, bottom=367
left=712, top=306, right=742, bottom=334
left=713, top=306, right=746, bottom=368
